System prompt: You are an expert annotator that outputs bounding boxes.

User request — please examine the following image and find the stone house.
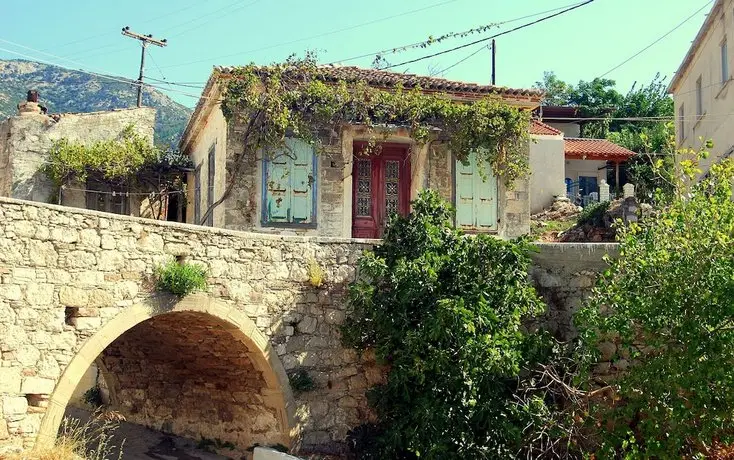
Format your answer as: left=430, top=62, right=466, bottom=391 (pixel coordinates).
left=180, top=66, right=543, bottom=239
left=0, top=93, right=185, bottom=220
left=669, top=0, right=734, bottom=175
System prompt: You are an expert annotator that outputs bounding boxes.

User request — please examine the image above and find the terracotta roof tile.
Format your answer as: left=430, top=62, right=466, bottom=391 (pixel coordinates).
left=565, top=138, right=636, bottom=160
left=529, top=120, right=562, bottom=136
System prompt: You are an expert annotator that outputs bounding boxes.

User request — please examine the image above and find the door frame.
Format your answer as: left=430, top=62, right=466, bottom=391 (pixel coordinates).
left=351, top=142, right=411, bottom=238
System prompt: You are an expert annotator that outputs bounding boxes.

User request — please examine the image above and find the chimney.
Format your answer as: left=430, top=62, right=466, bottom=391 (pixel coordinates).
left=17, top=89, right=42, bottom=115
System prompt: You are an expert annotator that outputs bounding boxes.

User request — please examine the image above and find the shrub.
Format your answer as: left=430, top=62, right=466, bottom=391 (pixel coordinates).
left=579, top=155, right=734, bottom=457
left=576, top=200, right=610, bottom=227
left=342, top=190, right=549, bottom=459
left=154, top=261, right=207, bottom=297
left=288, top=369, right=315, bottom=393
left=82, top=385, right=103, bottom=408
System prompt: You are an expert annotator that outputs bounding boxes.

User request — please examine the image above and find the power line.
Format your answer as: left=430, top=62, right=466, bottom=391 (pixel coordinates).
left=598, top=0, right=714, bottom=78
left=437, top=43, right=490, bottom=75
left=161, top=0, right=260, bottom=37
left=331, top=1, right=589, bottom=66
left=160, top=0, right=459, bottom=70
left=378, top=0, right=595, bottom=70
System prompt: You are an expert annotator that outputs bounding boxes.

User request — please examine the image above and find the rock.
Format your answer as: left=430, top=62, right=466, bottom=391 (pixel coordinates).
left=598, top=341, right=617, bottom=362
left=21, top=377, right=55, bottom=395
left=3, top=396, right=27, bottom=415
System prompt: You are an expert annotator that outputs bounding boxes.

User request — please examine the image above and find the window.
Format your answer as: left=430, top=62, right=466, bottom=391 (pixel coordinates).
left=455, top=152, right=498, bottom=231
left=722, top=39, right=730, bottom=85
left=85, top=179, right=129, bottom=215
left=194, top=164, right=201, bottom=224
left=678, top=104, right=685, bottom=143
left=206, top=144, right=215, bottom=227
left=262, top=138, right=317, bottom=226
left=696, top=76, right=703, bottom=118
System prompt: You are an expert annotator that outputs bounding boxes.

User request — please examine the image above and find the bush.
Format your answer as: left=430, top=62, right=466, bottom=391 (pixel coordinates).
left=576, top=200, right=610, bottom=227
left=342, top=190, right=549, bottom=459
left=288, top=369, right=315, bottom=393
left=579, top=157, right=734, bottom=457
left=82, top=385, right=103, bottom=408
left=154, top=261, right=207, bottom=297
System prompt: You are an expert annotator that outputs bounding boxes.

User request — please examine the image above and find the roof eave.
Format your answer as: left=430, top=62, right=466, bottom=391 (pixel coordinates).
left=179, top=70, right=221, bottom=152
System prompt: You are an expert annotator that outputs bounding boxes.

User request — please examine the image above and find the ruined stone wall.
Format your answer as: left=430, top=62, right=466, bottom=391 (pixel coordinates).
left=0, top=120, right=11, bottom=197
left=0, top=107, right=155, bottom=204
left=0, top=196, right=613, bottom=456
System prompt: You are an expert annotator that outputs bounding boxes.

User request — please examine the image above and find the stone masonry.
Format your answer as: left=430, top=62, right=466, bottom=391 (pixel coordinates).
left=0, top=196, right=614, bottom=457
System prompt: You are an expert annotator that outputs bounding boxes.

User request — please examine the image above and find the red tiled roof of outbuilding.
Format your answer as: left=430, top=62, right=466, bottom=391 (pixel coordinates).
left=564, top=138, right=636, bottom=161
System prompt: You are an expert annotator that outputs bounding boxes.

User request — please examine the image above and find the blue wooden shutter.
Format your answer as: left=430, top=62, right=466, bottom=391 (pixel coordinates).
left=264, top=138, right=315, bottom=224
left=455, top=152, right=498, bottom=230
left=289, top=139, right=314, bottom=223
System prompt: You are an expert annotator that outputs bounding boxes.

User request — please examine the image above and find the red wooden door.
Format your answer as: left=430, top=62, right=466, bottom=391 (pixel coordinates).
left=352, top=143, right=411, bottom=238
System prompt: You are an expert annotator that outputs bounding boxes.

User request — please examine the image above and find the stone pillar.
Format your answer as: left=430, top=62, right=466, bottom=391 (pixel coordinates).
left=623, top=183, right=635, bottom=199
left=599, top=180, right=610, bottom=203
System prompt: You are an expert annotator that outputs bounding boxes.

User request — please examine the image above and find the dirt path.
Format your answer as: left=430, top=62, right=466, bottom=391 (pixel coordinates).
left=65, top=408, right=232, bottom=460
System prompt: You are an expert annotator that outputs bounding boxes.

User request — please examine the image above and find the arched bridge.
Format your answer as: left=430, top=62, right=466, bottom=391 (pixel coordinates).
left=0, top=197, right=378, bottom=457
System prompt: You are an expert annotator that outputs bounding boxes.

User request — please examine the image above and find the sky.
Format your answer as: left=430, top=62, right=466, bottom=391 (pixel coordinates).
left=0, top=0, right=714, bottom=109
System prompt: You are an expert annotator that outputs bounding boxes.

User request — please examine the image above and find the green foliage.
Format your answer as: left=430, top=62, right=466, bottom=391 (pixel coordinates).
left=154, top=261, right=207, bottom=297
left=342, top=190, right=548, bottom=459
left=576, top=201, right=610, bottom=227
left=44, top=125, right=192, bottom=201
left=288, top=369, right=315, bottom=393
left=221, top=55, right=531, bottom=185
left=578, top=150, right=734, bottom=457
left=82, top=385, right=103, bottom=408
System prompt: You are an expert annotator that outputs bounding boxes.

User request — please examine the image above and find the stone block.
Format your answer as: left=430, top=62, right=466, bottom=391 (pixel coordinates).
left=59, top=286, right=88, bottom=308
left=2, top=396, right=27, bottom=415
left=71, top=316, right=101, bottom=330
left=21, top=377, right=55, bottom=395
left=0, top=368, right=21, bottom=394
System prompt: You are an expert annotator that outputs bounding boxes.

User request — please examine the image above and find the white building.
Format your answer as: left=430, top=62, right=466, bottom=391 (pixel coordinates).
left=669, top=0, right=734, bottom=173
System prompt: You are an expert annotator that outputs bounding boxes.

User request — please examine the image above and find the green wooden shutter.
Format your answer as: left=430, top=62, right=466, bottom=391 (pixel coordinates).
left=455, top=152, right=498, bottom=231
left=265, top=138, right=314, bottom=224
left=289, top=138, right=314, bottom=223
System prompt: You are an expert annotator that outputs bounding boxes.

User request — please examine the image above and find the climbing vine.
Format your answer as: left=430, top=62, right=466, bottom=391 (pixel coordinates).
left=44, top=125, right=192, bottom=217
left=210, top=55, right=531, bottom=225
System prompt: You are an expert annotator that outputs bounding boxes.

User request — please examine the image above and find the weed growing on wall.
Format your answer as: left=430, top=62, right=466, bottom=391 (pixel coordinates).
left=154, top=261, right=207, bottom=297
left=342, top=190, right=550, bottom=459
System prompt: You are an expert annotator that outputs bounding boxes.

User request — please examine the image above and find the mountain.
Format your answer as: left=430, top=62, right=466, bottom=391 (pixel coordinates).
left=0, top=59, right=192, bottom=147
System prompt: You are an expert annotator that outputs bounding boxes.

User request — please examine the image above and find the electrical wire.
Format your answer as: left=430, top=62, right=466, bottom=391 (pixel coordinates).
left=330, top=1, right=589, bottom=66
left=436, top=43, right=490, bottom=75
left=598, top=0, right=715, bottom=78
left=378, top=0, right=595, bottom=70
left=160, top=0, right=459, bottom=69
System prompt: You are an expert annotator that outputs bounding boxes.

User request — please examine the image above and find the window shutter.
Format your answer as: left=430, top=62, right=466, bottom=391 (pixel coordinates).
left=455, top=152, right=498, bottom=230
left=265, top=150, right=292, bottom=223
left=289, top=138, right=314, bottom=223
left=475, top=162, right=498, bottom=230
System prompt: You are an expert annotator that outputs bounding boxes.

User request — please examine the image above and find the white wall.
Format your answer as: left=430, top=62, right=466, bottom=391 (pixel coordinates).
left=547, top=121, right=581, bottom=138
left=529, top=135, right=565, bottom=213
left=565, top=159, right=607, bottom=187
left=673, top=0, right=734, bottom=174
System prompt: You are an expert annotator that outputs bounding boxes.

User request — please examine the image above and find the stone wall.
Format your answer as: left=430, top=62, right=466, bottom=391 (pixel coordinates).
left=0, top=107, right=155, bottom=204
left=0, top=196, right=378, bottom=456
left=0, top=196, right=614, bottom=456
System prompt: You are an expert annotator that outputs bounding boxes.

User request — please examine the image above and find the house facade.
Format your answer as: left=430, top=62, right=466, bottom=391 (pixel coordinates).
left=180, top=66, right=543, bottom=239
left=669, top=0, right=734, bottom=173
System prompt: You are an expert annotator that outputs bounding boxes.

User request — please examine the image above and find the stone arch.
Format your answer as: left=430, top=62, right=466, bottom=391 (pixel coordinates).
left=36, top=293, right=295, bottom=451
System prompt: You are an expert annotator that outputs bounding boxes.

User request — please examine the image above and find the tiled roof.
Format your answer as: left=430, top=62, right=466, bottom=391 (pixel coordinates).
left=565, top=138, right=636, bottom=160
left=529, top=120, right=562, bottom=136
left=216, top=65, right=543, bottom=100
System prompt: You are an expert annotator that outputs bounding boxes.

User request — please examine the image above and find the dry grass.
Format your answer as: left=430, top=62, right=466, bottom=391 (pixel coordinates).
left=4, top=410, right=124, bottom=460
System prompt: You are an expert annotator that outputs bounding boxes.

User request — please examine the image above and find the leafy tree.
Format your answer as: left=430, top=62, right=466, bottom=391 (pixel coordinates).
left=578, top=147, right=734, bottom=457
left=343, top=190, right=548, bottom=459
left=535, top=71, right=575, bottom=106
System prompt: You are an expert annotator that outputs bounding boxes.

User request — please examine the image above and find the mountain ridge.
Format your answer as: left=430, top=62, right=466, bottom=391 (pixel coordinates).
left=0, top=59, right=192, bottom=147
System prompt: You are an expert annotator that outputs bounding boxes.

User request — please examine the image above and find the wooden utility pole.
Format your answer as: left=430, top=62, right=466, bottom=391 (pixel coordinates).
left=491, top=39, right=496, bottom=85
left=121, top=26, right=167, bottom=107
